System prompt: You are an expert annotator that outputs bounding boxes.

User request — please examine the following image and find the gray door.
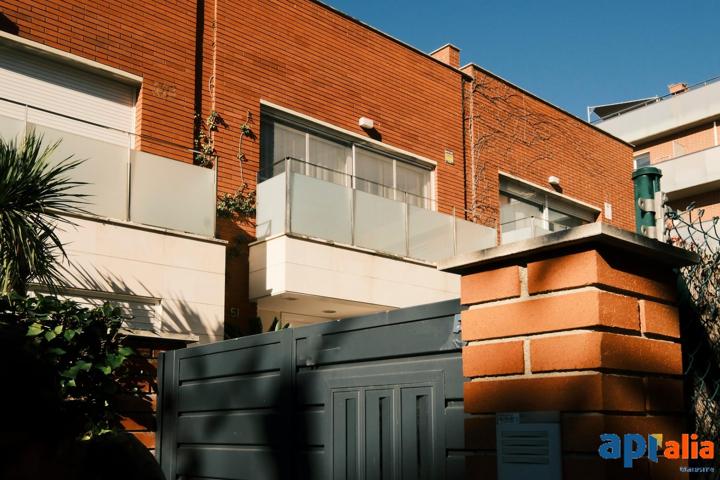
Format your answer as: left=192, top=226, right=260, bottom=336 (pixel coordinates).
left=328, top=372, right=444, bottom=480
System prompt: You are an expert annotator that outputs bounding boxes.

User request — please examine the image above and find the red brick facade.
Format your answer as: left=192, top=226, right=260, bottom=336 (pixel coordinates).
left=2, top=1, right=634, bottom=336
left=463, top=66, right=635, bottom=230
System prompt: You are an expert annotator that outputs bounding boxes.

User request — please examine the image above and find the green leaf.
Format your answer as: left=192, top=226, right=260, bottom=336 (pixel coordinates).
left=48, top=347, right=66, bottom=356
left=96, top=365, right=112, bottom=375
left=77, top=360, right=92, bottom=371
left=105, top=353, right=125, bottom=369
left=44, top=330, right=57, bottom=341
left=26, top=323, right=43, bottom=336
left=53, top=325, right=63, bottom=335
left=63, top=329, right=77, bottom=341
left=117, top=346, right=134, bottom=357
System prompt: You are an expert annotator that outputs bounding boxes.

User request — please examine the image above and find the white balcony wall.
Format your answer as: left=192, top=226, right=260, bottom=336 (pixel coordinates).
left=456, top=217, right=498, bottom=254
left=249, top=235, right=460, bottom=318
left=0, top=112, right=216, bottom=237
left=256, top=170, right=498, bottom=263
left=354, top=190, right=406, bottom=256
left=30, top=122, right=130, bottom=220
left=597, top=81, right=720, bottom=143
left=130, top=151, right=216, bottom=237
left=251, top=169, right=498, bottom=323
left=657, top=144, right=720, bottom=198
left=408, top=206, right=454, bottom=262
left=255, top=173, right=286, bottom=238
left=289, top=173, right=352, bottom=243
left=56, top=216, right=226, bottom=344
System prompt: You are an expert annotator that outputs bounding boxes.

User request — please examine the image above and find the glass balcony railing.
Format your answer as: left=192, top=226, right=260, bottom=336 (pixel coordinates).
left=256, top=158, right=497, bottom=263
left=0, top=98, right=216, bottom=237
left=500, top=216, right=571, bottom=244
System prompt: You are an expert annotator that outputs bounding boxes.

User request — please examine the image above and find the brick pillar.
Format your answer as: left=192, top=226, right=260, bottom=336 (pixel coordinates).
left=439, top=224, right=698, bottom=480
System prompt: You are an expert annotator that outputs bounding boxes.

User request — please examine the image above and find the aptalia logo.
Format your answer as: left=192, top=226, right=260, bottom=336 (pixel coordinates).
left=598, top=433, right=715, bottom=468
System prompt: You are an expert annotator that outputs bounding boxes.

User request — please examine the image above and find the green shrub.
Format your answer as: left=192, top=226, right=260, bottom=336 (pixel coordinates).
left=0, top=293, right=143, bottom=439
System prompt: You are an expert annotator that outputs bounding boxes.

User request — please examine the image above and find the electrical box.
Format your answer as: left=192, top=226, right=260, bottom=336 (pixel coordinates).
left=496, top=412, right=562, bottom=480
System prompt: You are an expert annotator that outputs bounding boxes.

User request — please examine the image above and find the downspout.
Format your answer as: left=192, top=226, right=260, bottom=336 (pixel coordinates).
left=461, top=74, right=468, bottom=220
left=468, top=72, right=476, bottom=221
left=193, top=0, right=205, bottom=144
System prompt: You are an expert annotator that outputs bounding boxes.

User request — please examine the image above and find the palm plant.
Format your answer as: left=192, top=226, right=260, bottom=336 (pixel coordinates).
left=0, top=131, right=85, bottom=296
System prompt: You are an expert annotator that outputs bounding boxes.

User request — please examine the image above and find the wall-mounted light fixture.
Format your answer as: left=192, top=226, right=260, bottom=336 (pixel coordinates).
left=358, top=117, right=374, bottom=129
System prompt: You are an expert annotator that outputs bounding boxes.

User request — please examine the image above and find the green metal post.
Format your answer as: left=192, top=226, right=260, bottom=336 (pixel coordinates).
left=632, top=166, right=662, bottom=236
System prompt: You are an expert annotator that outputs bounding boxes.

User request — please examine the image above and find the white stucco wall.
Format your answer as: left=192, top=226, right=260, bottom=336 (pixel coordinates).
left=249, top=235, right=460, bottom=322
left=55, top=216, right=226, bottom=344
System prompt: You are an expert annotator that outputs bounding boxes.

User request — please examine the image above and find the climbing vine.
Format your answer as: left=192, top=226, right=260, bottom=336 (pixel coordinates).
left=216, top=111, right=257, bottom=221
left=217, top=182, right=256, bottom=220
left=466, top=73, right=600, bottom=225
left=193, top=110, right=227, bottom=168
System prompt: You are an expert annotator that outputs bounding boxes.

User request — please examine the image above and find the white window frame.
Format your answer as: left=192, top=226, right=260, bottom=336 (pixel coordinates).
left=269, top=117, right=436, bottom=210
left=261, top=100, right=438, bottom=210
left=499, top=173, right=600, bottom=232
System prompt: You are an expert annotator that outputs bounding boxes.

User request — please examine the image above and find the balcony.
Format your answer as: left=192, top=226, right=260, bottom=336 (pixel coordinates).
left=0, top=99, right=216, bottom=237
left=596, top=78, right=720, bottom=144
left=250, top=158, right=497, bottom=324
left=656, top=144, right=720, bottom=199
left=1, top=99, right=225, bottom=342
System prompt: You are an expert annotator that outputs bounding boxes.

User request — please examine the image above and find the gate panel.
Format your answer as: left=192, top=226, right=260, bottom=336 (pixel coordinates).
left=158, top=299, right=473, bottom=479
left=158, top=329, right=293, bottom=480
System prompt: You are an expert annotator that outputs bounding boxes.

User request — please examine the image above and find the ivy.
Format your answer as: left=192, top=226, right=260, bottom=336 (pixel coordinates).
left=217, top=182, right=256, bottom=220
left=193, top=110, right=228, bottom=168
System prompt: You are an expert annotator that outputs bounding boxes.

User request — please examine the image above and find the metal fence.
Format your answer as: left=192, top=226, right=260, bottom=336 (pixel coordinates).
left=666, top=206, right=720, bottom=478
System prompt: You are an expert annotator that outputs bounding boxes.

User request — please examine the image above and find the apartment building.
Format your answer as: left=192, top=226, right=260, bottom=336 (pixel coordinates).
left=0, top=0, right=634, bottom=342
left=592, top=78, right=720, bottom=218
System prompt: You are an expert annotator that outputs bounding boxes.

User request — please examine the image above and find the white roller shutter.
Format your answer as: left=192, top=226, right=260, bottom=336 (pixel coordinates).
left=0, top=44, right=136, bottom=145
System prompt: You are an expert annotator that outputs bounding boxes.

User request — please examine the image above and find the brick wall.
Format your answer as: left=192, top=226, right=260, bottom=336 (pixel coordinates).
left=2, top=0, right=635, bottom=331
left=463, top=65, right=635, bottom=231
left=447, top=225, right=694, bottom=479
left=2, top=0, right=199, bottom=162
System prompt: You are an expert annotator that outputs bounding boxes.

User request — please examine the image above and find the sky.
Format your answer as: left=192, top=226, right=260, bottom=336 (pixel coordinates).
left=323, top=0, right=720, bottom=120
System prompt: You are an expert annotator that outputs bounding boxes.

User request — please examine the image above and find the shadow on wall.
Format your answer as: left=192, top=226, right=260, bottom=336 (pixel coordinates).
left=218, top=218, right=258, bottom=337
left=0, top=13, right=19, bottom=35
left=56, top=261, right=219, bottom=341
left=165, top=329, right=316, bottom=479
left=50, top=263, right=218, bottom=453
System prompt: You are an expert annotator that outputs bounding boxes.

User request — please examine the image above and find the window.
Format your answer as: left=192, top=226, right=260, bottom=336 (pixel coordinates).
left=634, top=152, right=650, bottom=169
left=263, top=117, right=433, bottom=209
left=499, top=175, right=597, bottom=242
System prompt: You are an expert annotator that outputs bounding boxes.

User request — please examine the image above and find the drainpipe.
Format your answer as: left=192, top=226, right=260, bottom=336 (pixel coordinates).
left=461, top=75, right=468, bottom=220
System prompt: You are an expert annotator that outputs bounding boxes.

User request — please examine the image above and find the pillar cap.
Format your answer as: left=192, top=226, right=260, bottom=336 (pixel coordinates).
left=632, top=166, right=662, bottom=179
left=438, top=222, right=699, bottom=274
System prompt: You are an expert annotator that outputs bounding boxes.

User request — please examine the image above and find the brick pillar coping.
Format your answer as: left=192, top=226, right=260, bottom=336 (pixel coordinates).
left=438, top=222, right=698, bottom=275
left=438, top=223, right=698, bottom=480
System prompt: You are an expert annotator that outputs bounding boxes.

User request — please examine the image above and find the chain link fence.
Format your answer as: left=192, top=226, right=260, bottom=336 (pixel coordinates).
left=666, top=206, right=720, bottom=478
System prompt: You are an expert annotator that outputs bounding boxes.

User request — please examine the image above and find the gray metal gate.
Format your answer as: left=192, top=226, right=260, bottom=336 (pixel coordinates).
left=156, top=299, right=471, bottom=479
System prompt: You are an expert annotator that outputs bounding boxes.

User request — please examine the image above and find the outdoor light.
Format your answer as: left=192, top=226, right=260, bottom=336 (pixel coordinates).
left=548, top=176, right=561, bottom=187
left=358, top=116, right=374, bottom=129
